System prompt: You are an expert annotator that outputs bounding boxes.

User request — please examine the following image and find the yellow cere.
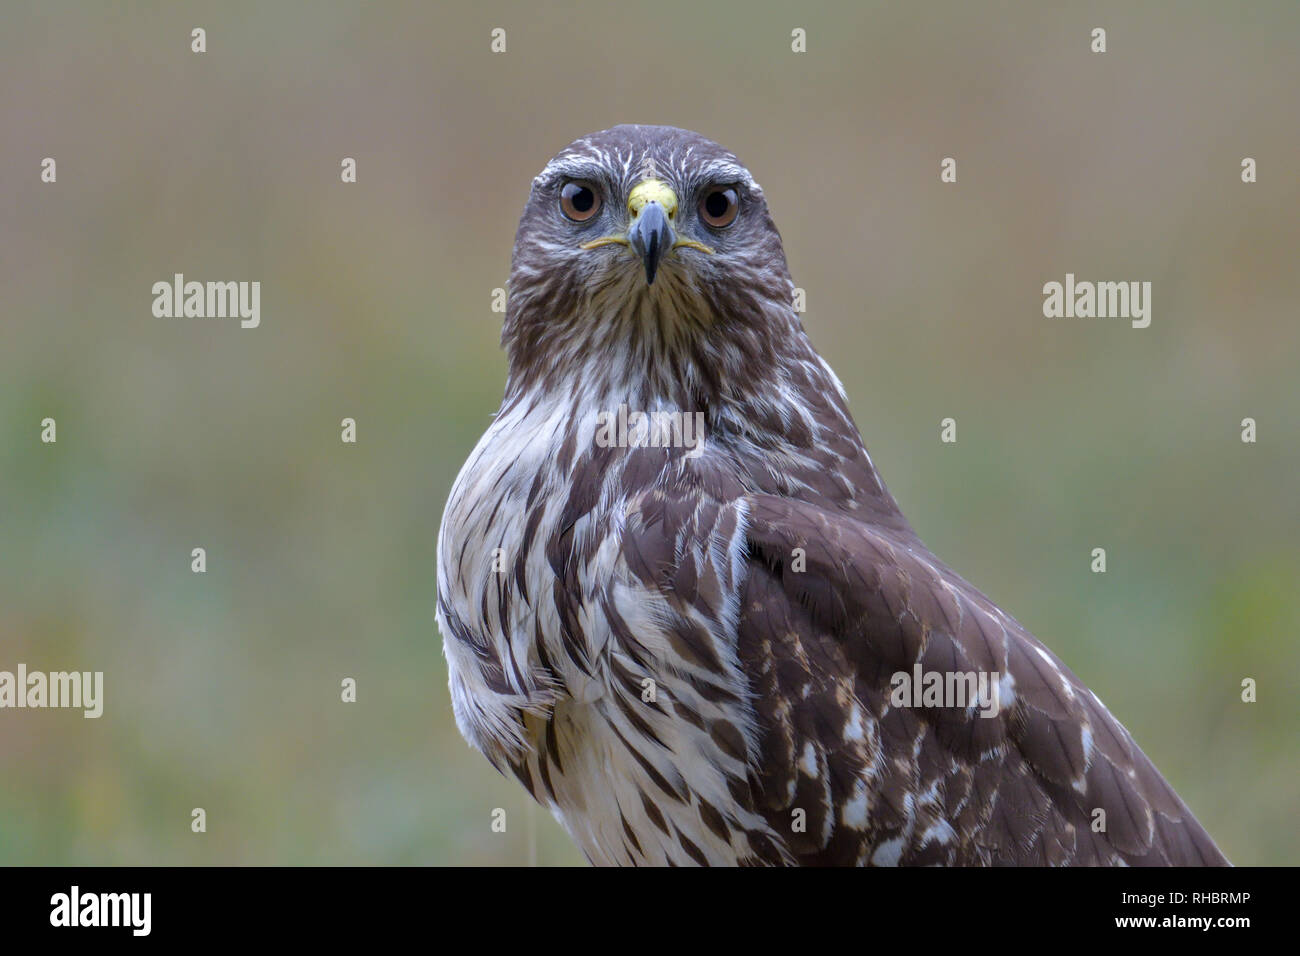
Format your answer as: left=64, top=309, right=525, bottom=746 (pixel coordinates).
left=578, top=179, right=714, bottom=254
left=627, top=179, right=678, bottom=218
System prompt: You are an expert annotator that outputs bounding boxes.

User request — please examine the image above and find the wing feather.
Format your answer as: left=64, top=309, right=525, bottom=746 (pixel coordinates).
left=738, top=492, right=1228, bottom=866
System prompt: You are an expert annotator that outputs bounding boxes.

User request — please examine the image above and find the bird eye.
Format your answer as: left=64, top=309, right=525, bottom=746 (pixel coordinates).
left=699, top=187, right=739, bottom=228
left=560, top=181, right=601, bottom=222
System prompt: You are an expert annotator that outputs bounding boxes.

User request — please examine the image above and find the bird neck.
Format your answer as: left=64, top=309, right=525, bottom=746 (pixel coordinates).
left=502, top=287, right=820, bottom=435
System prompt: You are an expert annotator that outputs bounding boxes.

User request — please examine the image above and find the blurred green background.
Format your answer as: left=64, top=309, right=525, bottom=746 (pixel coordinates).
left=1, top=1, right=1296, bottom=865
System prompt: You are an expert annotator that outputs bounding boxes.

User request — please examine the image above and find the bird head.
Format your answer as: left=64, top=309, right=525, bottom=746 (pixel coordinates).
left=501, top=126, right=799, bottom=400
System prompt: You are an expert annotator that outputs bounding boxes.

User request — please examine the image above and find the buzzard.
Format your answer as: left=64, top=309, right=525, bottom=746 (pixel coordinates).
left=436, top=125, right=1228, bottom=866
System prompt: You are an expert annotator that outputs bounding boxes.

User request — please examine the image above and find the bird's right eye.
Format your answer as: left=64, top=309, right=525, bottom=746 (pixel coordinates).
left=560, top=182, right=601, bottom=222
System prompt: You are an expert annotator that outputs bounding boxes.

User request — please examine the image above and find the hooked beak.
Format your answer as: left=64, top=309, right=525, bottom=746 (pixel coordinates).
left=578, top=178, right=714, bottom=285
left=627, top=200, right=673, bottom=286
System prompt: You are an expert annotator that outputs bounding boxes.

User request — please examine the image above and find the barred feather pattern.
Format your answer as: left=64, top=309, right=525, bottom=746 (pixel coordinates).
left=436, top=125, right=1228, bottom=866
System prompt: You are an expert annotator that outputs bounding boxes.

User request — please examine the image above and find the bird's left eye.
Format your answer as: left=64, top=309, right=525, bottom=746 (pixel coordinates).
left=699, top=187, right=739, bottom=228
left=560, top=181, right=601, bottom=222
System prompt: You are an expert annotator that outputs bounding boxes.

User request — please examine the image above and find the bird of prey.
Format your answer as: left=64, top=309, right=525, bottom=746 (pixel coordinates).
left=436, top=125, right=1228, bottom=866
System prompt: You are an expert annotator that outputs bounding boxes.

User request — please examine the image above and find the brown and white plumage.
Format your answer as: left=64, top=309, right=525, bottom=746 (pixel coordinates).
left=436, top=125, right=1227, bottom=866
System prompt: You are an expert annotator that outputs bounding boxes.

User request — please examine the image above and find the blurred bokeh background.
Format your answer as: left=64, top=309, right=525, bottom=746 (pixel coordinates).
left=1, top=1, right=1296, bottom=865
